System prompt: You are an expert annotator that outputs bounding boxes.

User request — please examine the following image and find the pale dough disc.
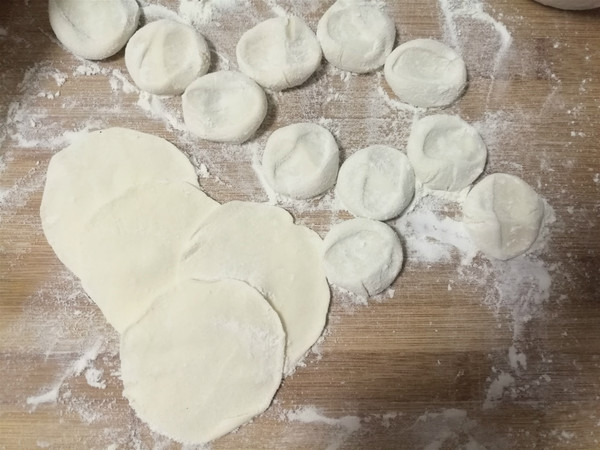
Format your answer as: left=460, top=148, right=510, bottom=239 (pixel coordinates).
left=40, top=128, right=199, bottom=273
left=182, top=71, right=268, bottom=143
left=121, top=278, right=285, bottom=445
left=407, top=114, right=487, bottom=191
left=125, top=19, right=210, bottom=95
left=534, top=0, right=600, bottom=9
left=384, top=39, right=467, bottom=108
left=48, top=0, right=140, bottom=60
left=336, top=145, right=415, bottom=220
left=236, top=16, right=322, bottom=91
left=179, top=201, right=330, bottom=374
left=262, top=123, right=339, bottom=199
left=323, top=218, right=403, bottom=297
left=317, top=0, right=396, bottom=73
left=78, top=181, right=219, bottom=333
left=463, top=173, right=544, bottom=260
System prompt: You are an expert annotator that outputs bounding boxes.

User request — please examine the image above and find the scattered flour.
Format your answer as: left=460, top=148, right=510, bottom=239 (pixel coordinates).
left=483, top=371, right=516, bottom=410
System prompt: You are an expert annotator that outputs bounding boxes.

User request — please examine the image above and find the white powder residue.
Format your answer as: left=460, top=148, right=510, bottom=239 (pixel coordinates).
left=137, top=91, right=187, bottom=133
left=483, top=371, right=515, bottom=410
left=508, top=345, right=527, bottom=371
left=85, top=368, right=107, bottom=389
left=410, top=409, right=487, bottom=450
left=178, top=0, right=249, bottom=26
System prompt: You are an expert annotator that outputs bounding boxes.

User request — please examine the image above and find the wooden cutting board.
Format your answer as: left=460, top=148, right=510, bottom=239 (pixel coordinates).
left=1, top=1, right=600, bottom=448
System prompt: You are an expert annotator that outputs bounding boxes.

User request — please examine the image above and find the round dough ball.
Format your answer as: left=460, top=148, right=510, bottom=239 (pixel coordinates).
left=236, top=16, right=322, bottom=91
left=48, top=0, right=140, bottom=60
left=182, top=71, right=268, bottom=143
left=407, top=114, right=487, bottom=191
left=533, top=0, right=600, bottom=9
left=463, top=173, right=545, bottom=260
left=317, top=0, right=396, bottom=73
left=384, top=39, right=467, bottom=108
left=262, top=123, right=339, bottom=199
left=125, top=19, right=210, bottom=95
left=323, top=218, right=403, bottom=297
left=336, top=145, right=415, bottom=220
left=121, top=279, right=285, bottom=445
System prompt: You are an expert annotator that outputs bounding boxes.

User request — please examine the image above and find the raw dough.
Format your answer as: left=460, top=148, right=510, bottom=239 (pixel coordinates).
left=261, top=123, right=339, bottom=199
left=533, top=0, right=600, bottom=9
left=125, top=19, right=210, bottom=95
left=236, top=16, right=322, bottom=91
left=182, top=71, right=268, bottom=143
left=48, top=0, right=140, bottom=60
left=180, top=201, right=330, bottom=373
left=384, top=39, right=467, bottom=108
left=323, top=218, right=403, bottom=296
left=121, top=279, right=285, bottom=444
left=40, top=128, right=199, bottom=273
left=317, top=0, right=396, bottom=73
left=335, top=145, right=415, bottom=220
left=407, top=114, right=487, bottom=191
left=462, top=173, right=544, bottom=260
left=78, top=181, right=219, bottom=333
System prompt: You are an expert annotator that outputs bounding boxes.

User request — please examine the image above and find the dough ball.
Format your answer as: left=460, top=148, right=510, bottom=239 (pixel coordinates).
left=182, top=71, right=268, bottom=143
left=407, top=114, right=487, bottom=191
left=262, top=123, right=339, bottom=199
left=48, top=0, right=140, bottom=60
left=384, top=39, right=467, bottom=108
left=336, top=145, right=415, bottom=220
left=180, top=201, right=330, bottom=374
left=317, top=0, right=396, bottom=73
left=533, top=0, right=600, bottom=9
left=463, top=173, right=545, bottom=260
left=125, top=19, right=210, bottom=95
left=236, top=16, right=322, bottom=91
left=121, top=279, right=285, bottom=445
left=40, top=128, right=199, bottom=273
left=323, top=218, right=403, bottom=297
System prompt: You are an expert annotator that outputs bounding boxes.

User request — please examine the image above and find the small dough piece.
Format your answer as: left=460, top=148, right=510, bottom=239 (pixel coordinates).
left=236, top=16, right=322, bottom=91
left=262, top=123, right=339, bottom=199
left=323, top=218, right=403, bottom=297
left=125, top=19, right=210, bottom=95
left=48, top=0, right=140, bottom=60
left=384, top=39, right=467, bottom=108
left=182, top=71, right=268, bottom=143
left=40, top=128, right=199, bottom=273
left=336, top=145, right=415, bottom=220
left=121, top=279, right=285, bottom=445
left=463, top=173, right=544, bottom=260
left=317, top=0, right=396, bottom=73
left=533, top=0, right=600, bottom=9
left=407, top=115, right=487, bottom=191
left=78, top=181, right=219, bottom=333
left=180, top=201, right=330, bottom=373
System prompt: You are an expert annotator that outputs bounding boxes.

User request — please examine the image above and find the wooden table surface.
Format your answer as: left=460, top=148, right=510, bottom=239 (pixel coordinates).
left=1, top=1, right=599, bottom=448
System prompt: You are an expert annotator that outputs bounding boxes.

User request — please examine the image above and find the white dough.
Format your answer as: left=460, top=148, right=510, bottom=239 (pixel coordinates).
left=534, top=0, right=600, bottom=9
left=463, top=173, right=545, bottom=260
left=125, top=19, right=210, bottom=95
left=384, top=39, right=467, bottom=108
left=261, top=123, right=339, bottom=199
left=180, top=201, right=330, bottom=373
left=335, top=145, right=415, bottom=220
left=48, top=0, right=140, bottom=60
left=78, top=181, right=219, bottom=333
left=407, top=115, right=487, bottom=191
left=182, top=71, right=268, bottom=143
left=323, top=218, right=403, bottom=297
left=317, top=0, right=396, bottom=73
left=40, top=128, right=199, bottom=273
left=236, top=16, right=322, bottom=91
left=121, top=279, right=285, bottom=445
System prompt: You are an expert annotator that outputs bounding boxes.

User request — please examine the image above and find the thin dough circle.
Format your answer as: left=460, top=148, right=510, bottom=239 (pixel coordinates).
left=533, top=0, right=600, bottom=9
left=407, top=114, right=487, bottom=191
left=262, top=123, right=339, bottom=199
left=336, top=145, right=415, bottom=220
left=182, top=71, right=268, bottom=143
left=125, top=19, right=210, bottom=95
left=48, top=0, right=140, bottom=60
left=121, top=279, right=285, bottom=445
left=236, top=16, right=322, bottom=91
left=317, top=0, right=396, bottom=73
left=384, top=39, right=467, bottom=108
left=463, top=173, right=544, bottom=260
left=323, top=218, right=403, bottom=297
